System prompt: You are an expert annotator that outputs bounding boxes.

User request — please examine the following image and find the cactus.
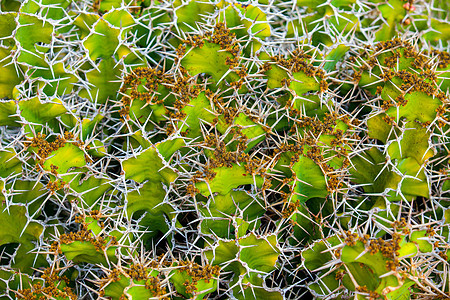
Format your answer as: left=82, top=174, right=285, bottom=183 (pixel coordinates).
left=0, top=0, right=450, bottom=299
left=204, top=233, right=282, bottom=299
left=12, top=268, right=77, bottom=300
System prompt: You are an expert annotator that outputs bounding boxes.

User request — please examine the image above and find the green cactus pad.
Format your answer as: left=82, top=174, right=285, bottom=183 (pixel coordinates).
left=18, top=97, right=68, bottom=125
left=122, top=146, right=178, bottom=184
left=0, top=49, right=23, bottom=99
left=178, top=92, right=216, bottom=139
left=387, top=123, right=434, bottom=164
left=8, top=180, right=46, bottom=216
left=340, top=242, right=397, bottom=290
left=174, top=0, right=215, bottom=32
left=410, top=230, right=433, bottom=253
left=385, top=91, right=441, bottom=123
left=43, top=143, right=86, bottom=174
left=126, top=181, right=175, bottom=234
left=16, top=14, right=53, bottom=67
left=199, top=190, right=264, bottom=238
left=290, top=155, right=328, bottom=202
left=218, top=3, right=271, bottom=41
left=195, top=163, right=264, bottom=196
left=83, top=20, right=120, bottom=61
left=60, top=240, right=117, bottom=265
left=239, top=234, right=279, bottom=273
left=170, top=268, right=218, bottom=299
left=0, top=204, right=45, bottom=273
left=205, top=233, right=279, bottom=275
left=0, top=149, right=21, bottom=178
left=181, top=42, right=240, bottom=84
left=79, top=58, right=122, bottom=104
left=68, top=173, right=112, bottom=207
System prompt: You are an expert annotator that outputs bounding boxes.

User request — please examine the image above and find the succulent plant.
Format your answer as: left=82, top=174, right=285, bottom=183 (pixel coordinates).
left=0, top=0, right=449, bottom=299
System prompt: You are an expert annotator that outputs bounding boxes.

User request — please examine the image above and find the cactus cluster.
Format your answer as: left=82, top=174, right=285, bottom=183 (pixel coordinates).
left=0, top=0, right=449, bottom=299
